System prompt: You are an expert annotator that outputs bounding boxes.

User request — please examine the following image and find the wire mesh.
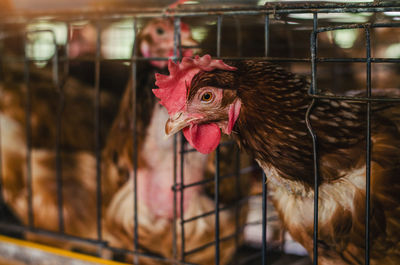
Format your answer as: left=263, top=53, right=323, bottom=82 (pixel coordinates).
left=0, top=1, right=399, bottom=265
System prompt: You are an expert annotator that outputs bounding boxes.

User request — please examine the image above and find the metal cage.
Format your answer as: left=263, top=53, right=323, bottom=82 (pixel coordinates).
left=0, top=1, right=400, bottom=265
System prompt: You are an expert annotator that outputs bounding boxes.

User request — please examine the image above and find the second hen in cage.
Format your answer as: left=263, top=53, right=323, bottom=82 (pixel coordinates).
left=0, top=1, right=399, bottom=265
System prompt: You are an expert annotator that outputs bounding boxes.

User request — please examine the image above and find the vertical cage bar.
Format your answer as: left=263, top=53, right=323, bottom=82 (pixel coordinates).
left=0, top=33, right=9, bottom=218
left=53, top=31, right=65, bottom=234
left=173, top=17, right=182, bottom=61
left=214, top=15, right=223, bottom=265
left=261, top=12, right=270, bottom=265
left=217, top=16, right=222, bottom=57
left=23, top=34, right=34, bottom=228
left=180, top=134, right=186, bottom=262
left=173, top=16, right=182, bottom=264
left=365, top=26, right=372, bottom=265
left=261, top=172, right=267, bottom=265
left=0, top=126, right=2, bottom=207
left=172, top=16, right=186, bottom=263
left=94, top=21, right=102, bottom=243
left=63, top=22, right=70, bottom=84
left=311, top=114, right=319, bottom=265
left=0, top=120, right=2, bottom=205
left=310, top=12, right=319, bottom=265
left=214, top=146, right=221, bottom=265
left=265, top=14, right=269, bottom=57
left=234, top=17, right=242, bottom=57
left=52, top=35, right=59, bottom=90
left=311, top=13, right=318, bottom=95
left=0, top=44, right=3, bottom=206
left=131, top=18, right=139, bottom=265
left=233, top=146, right=241, bottom=265
left=172, top=134, right=178, bottom=263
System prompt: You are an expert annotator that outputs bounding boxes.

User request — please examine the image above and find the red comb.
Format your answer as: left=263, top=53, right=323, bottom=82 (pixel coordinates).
left=153, top=54, right=237, bottom=115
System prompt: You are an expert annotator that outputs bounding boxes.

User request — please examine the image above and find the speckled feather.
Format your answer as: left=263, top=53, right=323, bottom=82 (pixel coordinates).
left=187, top=60, right=400, bottom=265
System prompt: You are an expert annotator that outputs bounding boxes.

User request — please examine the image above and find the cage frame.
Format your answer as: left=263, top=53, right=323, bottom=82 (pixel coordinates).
left=0, top=1, right=399, bottom=265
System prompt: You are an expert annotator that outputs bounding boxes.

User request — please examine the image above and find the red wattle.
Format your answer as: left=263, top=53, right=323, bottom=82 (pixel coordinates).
left=183, top=123, right=221, bottom=154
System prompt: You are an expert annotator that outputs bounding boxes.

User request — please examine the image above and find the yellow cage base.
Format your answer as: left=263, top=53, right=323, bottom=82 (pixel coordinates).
left=0, top=235, right=129, bottom=265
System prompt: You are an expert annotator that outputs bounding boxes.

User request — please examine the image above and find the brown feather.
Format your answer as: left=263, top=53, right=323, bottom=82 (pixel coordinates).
left=187, top=60, right=400, bottom=264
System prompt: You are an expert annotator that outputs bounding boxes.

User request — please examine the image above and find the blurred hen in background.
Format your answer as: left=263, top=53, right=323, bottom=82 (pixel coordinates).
left=102, top=18, right=251, bottom=264
left=0, top=0, right=123, bottom=248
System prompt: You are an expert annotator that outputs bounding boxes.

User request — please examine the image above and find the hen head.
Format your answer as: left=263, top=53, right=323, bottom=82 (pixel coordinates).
left=152, top=55, right=240, bottom=154
left=139, top=18, right=198, bottom=68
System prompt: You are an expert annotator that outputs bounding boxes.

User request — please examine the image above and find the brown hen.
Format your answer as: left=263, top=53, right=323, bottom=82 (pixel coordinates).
left=155, top=55, right=400, bottom=265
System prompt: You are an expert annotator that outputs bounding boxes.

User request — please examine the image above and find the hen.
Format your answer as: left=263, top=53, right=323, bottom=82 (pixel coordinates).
left=153, top=55, right=400, bottom=265
left=0, top=60, right=123, bottom=246
left=103, top=20, right=250, bottom=264
left=0, top=16, right=121, bottom=247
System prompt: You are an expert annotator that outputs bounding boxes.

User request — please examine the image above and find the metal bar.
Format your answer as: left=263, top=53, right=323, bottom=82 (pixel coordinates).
left=245, top=216, right=281, bottom=226
left=61, top=22, right=71, bottom=88
left=365, top=26, right=372, bottom=265
left=22, top=28, right=62, bottom=231
left=261, top=13, right=270, bottom=265
left=9, top=56, right=400, bottom=64
left=0, top=62, right=3, bottom=205
left=214, top=146, right=220, bottom=265
left=310, top=12, right=319, bottom=265
left=170, top=17, right=182, bottom=264
left=306, top=97, right=320, bottom=265
left=181, top=166, right=256, bottom=189
left=311, top=20, right=318, bottom=95
left=309, top=94, right=400, bottom=102
left=180, top=134, right=185, bottom=262
left=4, top=4, right=400, bottom=22
left=182, top=204, right=234, bottom=224
left=94, top=20, right=102, bottom=243
left=0, top=56, right=313, bottom=64
left=0, top=222, right=108, bottom=246
left=0, top=125, right=2, bottom=206
left=233, top=146, right=241, bottom=265
left=182, top=193, right=266, bottom=224
left=23, top=33, right=34, bottom=228
left=261, top=173, right=267, bottom=265
left=174, top=17, right=182, bottom=61
left=173, top=134, right=178, bottom=263
left=172, top=16, right=186, bottom=263
left=172, top=16, right=182, bottom=263
left=181, top=140, right=236, bottom=154
left=184, top=230, right=239, bottom=257
left=315, top=22, right=400, bottom=33
left=107, top=246, right=198, bottom=265
left=131, top=18, right=139, bottom=265
left=317, top=58, right=400, bottom=63
left=52, top=29, right=65, bottom=234
left=217, top=16, right=222, bottom=58
left=234, top=16, right=242, bottom=57
left=8, top=55, right=400, bottom=64
left=161, top=7, right=400, bottom=17
left=265, top=14, right=270, bottom=57
left=192, top=216, right=278, bottom=239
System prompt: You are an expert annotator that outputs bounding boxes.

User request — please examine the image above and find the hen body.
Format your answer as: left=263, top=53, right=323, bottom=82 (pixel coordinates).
left=0, top=64, right=119, bottom=249
left=231, top=61, right=400, bottom=265
left=103, top=20, right=250, bottom=264
left=104, top=102, right=247, bottom=264
left=157, top=58, right=400, bottom=265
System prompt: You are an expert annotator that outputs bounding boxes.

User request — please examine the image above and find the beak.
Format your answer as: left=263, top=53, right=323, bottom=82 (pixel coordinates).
left=165, top=112, right=196, bottom=137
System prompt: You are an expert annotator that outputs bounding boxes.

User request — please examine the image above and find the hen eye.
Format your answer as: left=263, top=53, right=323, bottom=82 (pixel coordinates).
left=201, top=92, right=214, bottom=103
left=156, top=27, right=164, bottom=35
